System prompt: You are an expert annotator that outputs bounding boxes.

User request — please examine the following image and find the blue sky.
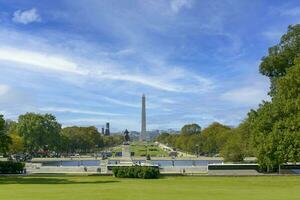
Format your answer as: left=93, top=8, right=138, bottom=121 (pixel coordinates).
left=0, top=0, right=299, bottom=131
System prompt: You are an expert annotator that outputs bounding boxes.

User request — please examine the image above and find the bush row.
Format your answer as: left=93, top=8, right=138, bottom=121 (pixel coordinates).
left=112, top=166, right=160, bottom=179
left=0, top=161, right=25, bottom=174
left=281, top=164, right=300, bottom=169
left=208, top=164, right=260, bottom=171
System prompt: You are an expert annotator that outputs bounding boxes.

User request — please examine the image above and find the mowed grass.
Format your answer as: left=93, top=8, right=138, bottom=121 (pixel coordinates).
left=130, top=143, right=168, bottom=157
left=0, top=175, right=300, bottom=200
left=113, top=142, right=168, bottom=157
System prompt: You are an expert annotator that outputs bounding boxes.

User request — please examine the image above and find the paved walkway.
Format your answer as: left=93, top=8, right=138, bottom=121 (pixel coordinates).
left=156, top=142, right=196, bottom=158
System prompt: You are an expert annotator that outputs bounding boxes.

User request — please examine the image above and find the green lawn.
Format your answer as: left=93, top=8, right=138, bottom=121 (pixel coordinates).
left=0, top=175, right=300, bottom=200
left=113, top=142, right=169, bottom=157
left=130, top=143, right=168, bottom=157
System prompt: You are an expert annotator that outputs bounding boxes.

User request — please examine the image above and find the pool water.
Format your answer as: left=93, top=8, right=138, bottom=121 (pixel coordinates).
left=41, top=159, right=222, bottom=167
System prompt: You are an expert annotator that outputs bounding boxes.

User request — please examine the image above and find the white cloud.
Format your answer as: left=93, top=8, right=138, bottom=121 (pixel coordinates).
left=40, top=107, right=123, bottom=116
left=103, top=96, right=160, bottom=109
left=102, top=97, right=139, bottom=108
left=221, top=86, right=270, bottom=106
left=170, top=0, right=193, bottom=13
left=161, top=98, right=176, bottom=104
left=100, top=73, right=181, bottom=92
left=100, top=69, right=214, bottom=93
left=62, top=117, right=138, bottom=131
left=0, top=47, right=88, bottom=75
left=0, top=84, right=10, bottom=96
left=0, top=45, right=213, bottom=93
left=12, top=8, right=41, bottom=24
left=0, top=84, right=34, bottom=120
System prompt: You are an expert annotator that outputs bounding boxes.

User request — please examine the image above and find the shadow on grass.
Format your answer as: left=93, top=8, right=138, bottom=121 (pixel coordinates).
left=0, top=177, right=119, bottom=185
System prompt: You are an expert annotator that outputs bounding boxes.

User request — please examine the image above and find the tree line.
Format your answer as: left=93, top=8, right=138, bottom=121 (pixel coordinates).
left=0, top=113, right=123, bottom=156
left=156, top=123, right=245, bottom=159
left=156, top=25, right=300, bottom=172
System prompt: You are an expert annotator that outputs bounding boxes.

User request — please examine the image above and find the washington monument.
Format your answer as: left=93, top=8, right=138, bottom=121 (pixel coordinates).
left=140, top=94, right=147, bottom=141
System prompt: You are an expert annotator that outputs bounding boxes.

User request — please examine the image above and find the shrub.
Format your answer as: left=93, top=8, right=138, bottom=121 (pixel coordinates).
left=208, top=164, right=260, bottom=171
left=148, top=148, right=158, bottom=151
left=0, top=161, right=25, bottom=174
left=281, top=164, right=300, bottom=169
left=112, top=166, right=160, bottom=179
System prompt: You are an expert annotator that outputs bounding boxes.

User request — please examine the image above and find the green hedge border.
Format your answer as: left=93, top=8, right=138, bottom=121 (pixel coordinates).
left=281, top=164, right=300, bottom=169
left=0, top=161, right=25, bottom=174
left=112, top=166, right=160, bottom=179
left=208, top=164, right=260, bottom=171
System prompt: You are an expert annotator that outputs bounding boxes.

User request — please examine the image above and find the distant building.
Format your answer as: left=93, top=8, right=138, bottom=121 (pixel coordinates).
left=159, top=129, right=180, bottom=134
left=101, top=127, right=105, bottom=135
left=105, top=122, right=110, bottom=136
left=129, top=131, right=140, bottom=141
left=148, top=130, right=160, bottom=140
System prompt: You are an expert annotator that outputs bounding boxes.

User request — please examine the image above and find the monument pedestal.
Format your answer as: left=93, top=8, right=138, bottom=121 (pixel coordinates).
left=120, top=144, right=133, bottom=166
left=122, top=144, right=131, bottom=158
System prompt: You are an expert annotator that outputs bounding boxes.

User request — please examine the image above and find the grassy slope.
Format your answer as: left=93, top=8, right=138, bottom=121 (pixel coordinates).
left=0, top=175, right=300, bottom=200
left=130, top=143, right=168, bottom=157
left=113, top=142, right=168, bottom=157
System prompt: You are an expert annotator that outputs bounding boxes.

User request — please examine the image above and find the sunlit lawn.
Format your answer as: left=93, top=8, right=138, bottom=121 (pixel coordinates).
left=0, top=175, right=300, bottom=200
left=113, top=142, right=168, bottom=157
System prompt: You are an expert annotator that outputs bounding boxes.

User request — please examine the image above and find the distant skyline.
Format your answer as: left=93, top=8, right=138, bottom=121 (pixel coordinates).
left=0, top=0, right=300, bottom=131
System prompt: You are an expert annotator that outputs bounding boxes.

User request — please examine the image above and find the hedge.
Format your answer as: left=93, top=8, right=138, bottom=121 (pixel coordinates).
left=208, top=164, right=300, bottom=171
left=112, top=166, right=160, bottom=179
left=208, top=164, right=260, bottom=171
left=0, top=161, right=25, bottom=174
left=281, top=164, right=300, bottom=169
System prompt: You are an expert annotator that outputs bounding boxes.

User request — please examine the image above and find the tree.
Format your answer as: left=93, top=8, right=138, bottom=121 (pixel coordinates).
left=201, top=122, right=232, bottom=155
left=61, top=126, right=103, bottom=153
left=0, top=115, right=12, bottom=154
left=180, top=124, right=201, bottom=135
left=155, top=132, right=170, bottom=143
left=17, top=113, right=61, bottom=152
left=221, top=129, right=245, bottom=162
left=260, top=25, right=300, bottom=95
left=5, top=120, right=25, bottom=153
left=248, top=57, right=300, bottom=172
left=8, top=133, right=25, bottom=153
left=155, top=122, right=232, bottom=156
left=102, top=135, right=123, bottom=148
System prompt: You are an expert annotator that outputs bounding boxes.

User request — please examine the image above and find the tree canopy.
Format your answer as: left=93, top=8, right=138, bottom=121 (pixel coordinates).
left=0, top=115, right=11, bottom=154
left=61, top=126, right=104, bottom=153
left=156, top=122, right=232, bottom=156
left=180, top=123, right=201, bottom=135
left=17, top=113, right=61, bottom=151
left=201, top=122, right=232, bottom=155
left=260, top=24, right=300, bottom=95
left=248, top=58, right=300, bottom=171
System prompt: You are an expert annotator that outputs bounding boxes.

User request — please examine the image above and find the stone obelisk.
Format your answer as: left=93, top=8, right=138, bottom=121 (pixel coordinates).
left=140, top=94, right=146, bottom=141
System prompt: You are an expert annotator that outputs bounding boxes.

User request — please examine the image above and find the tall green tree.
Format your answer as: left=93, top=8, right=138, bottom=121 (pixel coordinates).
left=155, top=122, right=232, bottom=156
left=180, top=124, right=201, bottom=135
left=260, top=24, right=300, bottom=95
left=249, top=57, right=300, bottom=172
left=17, top=113, right=61, bottom=151
left=102, top=135, right=123, bottom=148
left=201, top=122, right=232, bottom=155
left=6, top=121, right=24, bottom=153
left=0, top=115, right=11, bottom=154
left=221, top=131, right=244, bottom=162
left=61, top=126, right=103, bottom=153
